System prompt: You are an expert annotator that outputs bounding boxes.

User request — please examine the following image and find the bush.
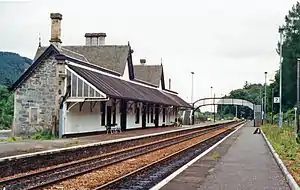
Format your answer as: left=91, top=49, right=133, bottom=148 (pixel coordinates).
left=31, top=129, right=56, bottom=140
left=0, top=86, right=13, bottom=129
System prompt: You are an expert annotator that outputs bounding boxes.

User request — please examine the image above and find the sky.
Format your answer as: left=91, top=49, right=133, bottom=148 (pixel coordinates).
left=0, top=0, right=297, bottom=109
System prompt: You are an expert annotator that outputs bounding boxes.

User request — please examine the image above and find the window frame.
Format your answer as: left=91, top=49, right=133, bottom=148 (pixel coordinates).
left=135, top=103, right=140, bottom=124
left=29, top=107, right=39, bottom=124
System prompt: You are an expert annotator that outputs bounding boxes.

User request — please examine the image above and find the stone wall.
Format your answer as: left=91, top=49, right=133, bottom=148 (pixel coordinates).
left=13, top=56, right=58, bottom=136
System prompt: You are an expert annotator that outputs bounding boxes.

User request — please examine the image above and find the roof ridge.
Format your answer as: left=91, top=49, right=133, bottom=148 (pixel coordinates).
left=133, top=64, right=161, bottom=67
left=62, top=45, right=128, bottom=47
left=61, top=47, right=89, bottom=62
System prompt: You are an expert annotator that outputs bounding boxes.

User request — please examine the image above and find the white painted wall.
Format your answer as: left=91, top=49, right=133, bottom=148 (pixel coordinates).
left=126, top=101, right=142, bottom=129
left=65, top=102, right=104, bottom=134
left=64, top=100, right=178, bottom=135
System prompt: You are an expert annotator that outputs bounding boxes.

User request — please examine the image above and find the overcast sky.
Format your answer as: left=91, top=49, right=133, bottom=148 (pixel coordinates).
left=0, top=0, right=297, bottom=108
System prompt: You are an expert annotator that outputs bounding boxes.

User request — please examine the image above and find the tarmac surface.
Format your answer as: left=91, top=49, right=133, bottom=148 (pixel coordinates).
left=162, top=121, right=290, bottom=190
left=0, top=122, right=218, bottom=158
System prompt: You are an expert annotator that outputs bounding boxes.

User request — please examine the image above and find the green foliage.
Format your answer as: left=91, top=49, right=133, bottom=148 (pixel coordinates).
left=0, top=52, right=31, bottom=86
left=211, top=151, right=220, bottom=160
left=197, top=112, right=208, bottom=121
left=6, top=136, right=23, bottom=142
left=266, top=2, right=300, bottom=113
left=7, top=136, right=16, bottom=142
left=65, top=140, right=80, bottom=147
left=261, top=124, right=300, bottom=182
left=31, top=129, right=57, bottom=140
left=0, top=52, right=31, bottom=129
left=0, top=86, right=13, bottom=129
left=218, top=82, right=262, bottom=119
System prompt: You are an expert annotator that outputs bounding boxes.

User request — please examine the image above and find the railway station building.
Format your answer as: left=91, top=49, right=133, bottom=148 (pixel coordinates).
left=10, top=13, right=191, bottom=136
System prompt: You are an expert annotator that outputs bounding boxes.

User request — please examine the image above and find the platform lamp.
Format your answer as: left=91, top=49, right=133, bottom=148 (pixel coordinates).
left=191, top=71, right=195, bottom=125
left=296, top=58, right=300, bottom=138
left=191, top=72, right=195, bottom=104
left=279, top=27, right=284, bottom=128
left=264, top=72, right=267, bottom=124
left=210, top=86, right=213, bottom=119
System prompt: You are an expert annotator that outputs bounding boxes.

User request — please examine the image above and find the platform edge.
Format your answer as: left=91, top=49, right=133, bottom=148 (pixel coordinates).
left=261, top=130, right=299, bottom=190
left=150, top=121, right=246, bottom=190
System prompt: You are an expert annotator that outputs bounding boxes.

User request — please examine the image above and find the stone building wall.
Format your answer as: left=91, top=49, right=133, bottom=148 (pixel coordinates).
left=13, top=56, right=58, bottom=136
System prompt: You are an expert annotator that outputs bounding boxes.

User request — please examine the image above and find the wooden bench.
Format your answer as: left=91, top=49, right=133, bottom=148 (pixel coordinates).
left=105, top=124, right=121, bottom=134
left=111, top=125, right=122, bottom=133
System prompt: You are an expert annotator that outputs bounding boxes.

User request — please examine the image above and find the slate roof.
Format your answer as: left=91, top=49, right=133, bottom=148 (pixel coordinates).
left=164, top=91, right=191, bottom=108
left=68, top=64, right=191, bottom=108
left=34, top=46, right=47, bottom=61
left=133, top=65, right=162, bottom=87
left=34, top=45, right=129, bottom=75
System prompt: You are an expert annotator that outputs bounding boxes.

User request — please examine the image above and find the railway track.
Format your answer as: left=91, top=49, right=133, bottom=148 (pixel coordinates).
left=94, top=121, right=243, bottom=190
left=0, top=121, right=240, bottom=190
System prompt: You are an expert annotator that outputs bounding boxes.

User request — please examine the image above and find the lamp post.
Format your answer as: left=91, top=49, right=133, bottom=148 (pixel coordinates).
left=220, top=93, right=223, bottom=120
left=213, top=93, right=216, bottom=122
left=297, top=59, right=300, bottom=135
left=271, top=88, right=274, bottom=125
left=191, top=72, right=194, bottom=104
left=264, top=72, right=267, bottom=124
left=294, top=107, right=297, bottom=131
left=191, top=72, right=195, bottom=125
left=279, top=27, right=284, bottom=128
left=260, top=88, right=264, bottom=125
left=210, top=86, right=213, bottom=120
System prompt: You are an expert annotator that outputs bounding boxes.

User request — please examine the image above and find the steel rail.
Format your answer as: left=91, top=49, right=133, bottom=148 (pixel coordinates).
left=93, top=122, right=243, bottom=190
left=0, top=122, right=239, bottom=190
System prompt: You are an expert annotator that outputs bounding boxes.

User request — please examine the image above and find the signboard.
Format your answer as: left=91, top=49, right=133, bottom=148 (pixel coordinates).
left=274, top=97, right=280, bottom=103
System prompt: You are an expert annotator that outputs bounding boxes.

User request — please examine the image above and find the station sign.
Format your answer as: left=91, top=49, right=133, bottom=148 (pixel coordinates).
left=274, top=97, right=280, bottom=103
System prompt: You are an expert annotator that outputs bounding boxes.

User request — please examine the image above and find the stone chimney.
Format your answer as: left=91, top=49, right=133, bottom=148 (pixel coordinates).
left=169, top=78, right=171, bottom=90
left=140, top=59, right=146, bottom=65
left=49, top=13, right=62, bottom=46
left=85, top=33, right=106, bottom=46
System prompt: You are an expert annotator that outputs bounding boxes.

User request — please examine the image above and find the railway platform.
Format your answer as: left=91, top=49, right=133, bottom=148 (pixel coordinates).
left=0, top=121, right=225, bottom=158
left=160, top=121, right=290, bottom=190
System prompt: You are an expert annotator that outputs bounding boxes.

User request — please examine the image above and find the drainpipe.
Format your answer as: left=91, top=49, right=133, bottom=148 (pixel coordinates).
left=58, top=85, right=70, bottom=138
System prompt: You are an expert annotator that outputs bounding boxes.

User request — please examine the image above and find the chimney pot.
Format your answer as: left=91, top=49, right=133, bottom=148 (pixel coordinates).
left=85, top=33, right=106, bottom=46
left=50, top=13, right=62, bottom=20
left=49, top=13, right=62, bottom=45
left=169, top=78, right=171, bottom=90
left=140, top=59, right=146, bottom=65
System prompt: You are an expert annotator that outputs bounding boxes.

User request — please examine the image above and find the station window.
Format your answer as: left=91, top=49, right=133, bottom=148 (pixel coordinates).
left=101, top=102, right=106, bottom=126
left=30, top=108, right=38, bottom=124
left=151, top=106, right=154, bottom=123
left=135, top=103, right=140, bottom=124
left=163, top=108, right=166, bottom=122
left=113, top=100, right=116, bottom=124
left=147, top=105, right=150, bottom=123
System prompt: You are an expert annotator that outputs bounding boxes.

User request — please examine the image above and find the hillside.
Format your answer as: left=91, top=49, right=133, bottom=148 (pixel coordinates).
left=0, top=52, right=32, bottom=86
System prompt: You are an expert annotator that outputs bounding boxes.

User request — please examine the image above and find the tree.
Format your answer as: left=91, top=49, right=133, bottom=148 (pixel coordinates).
left=0, top=86, right=14, bottom=129
left=271, top=2, right=300, bottom=112
left=218, top=83, right=262, bottom=119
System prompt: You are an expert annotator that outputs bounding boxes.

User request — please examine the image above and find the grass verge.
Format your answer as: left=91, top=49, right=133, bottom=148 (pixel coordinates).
left=261, top=124, right=300, bottom=185
left=31, top=130, right=58, bottom=140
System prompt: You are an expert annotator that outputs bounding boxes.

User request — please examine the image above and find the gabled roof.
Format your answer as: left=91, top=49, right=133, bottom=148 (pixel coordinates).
left=34, top=45, right=129, bottom=75
left=10, top=44, right=60, bottom=91
left=133, top=65, right=162, bottom=87
left=68, top=64, right=191, bottom=108
left=62, top=45, right=129, bottom=75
